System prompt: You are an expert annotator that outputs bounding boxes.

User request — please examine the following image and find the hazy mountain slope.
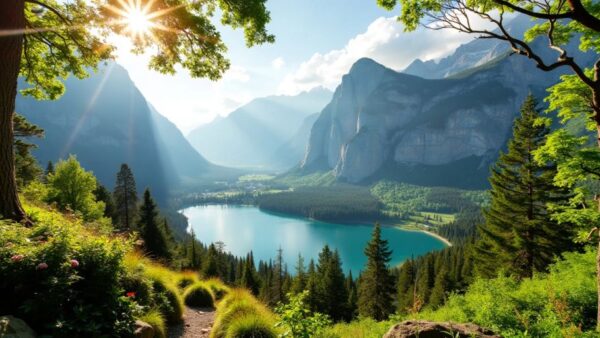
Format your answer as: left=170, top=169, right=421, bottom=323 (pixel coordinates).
left=270, top=113, right=320, bottom=170
left=16, top=64, right=220, bottom=202
left=187, top=88, right=332, bottom=169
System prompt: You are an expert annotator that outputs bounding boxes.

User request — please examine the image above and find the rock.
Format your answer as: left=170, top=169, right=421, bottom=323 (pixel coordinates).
left=0, top=316, right=36, bottom=338
left=384, top=320, right=500, bottom=338
left=134, top=320, right=154, bottom=338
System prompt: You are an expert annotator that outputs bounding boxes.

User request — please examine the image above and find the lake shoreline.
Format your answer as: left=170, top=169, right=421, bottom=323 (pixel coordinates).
left=392, top=225, right=453, bottom=247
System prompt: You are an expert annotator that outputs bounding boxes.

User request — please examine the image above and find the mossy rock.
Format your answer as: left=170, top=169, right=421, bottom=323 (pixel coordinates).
left=183, top=283, right=214, bottom=308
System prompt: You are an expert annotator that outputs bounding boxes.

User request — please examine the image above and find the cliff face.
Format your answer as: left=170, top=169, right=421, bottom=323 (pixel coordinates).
left=300, top=55, right=566, bottom=187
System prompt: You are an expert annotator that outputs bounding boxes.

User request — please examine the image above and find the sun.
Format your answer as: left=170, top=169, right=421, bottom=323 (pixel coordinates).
left=124, top=7, right=152, bottom=35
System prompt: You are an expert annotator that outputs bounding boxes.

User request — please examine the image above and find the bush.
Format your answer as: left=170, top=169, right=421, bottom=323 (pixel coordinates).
left=225, top=314, right=278, bottom=338
left=0, top=204, right=135, bottom=337
left=409, top=248, right=598, bottom=337
left=138, top=308, right=166, bottom=338
left=151, top=278, right=184, bottom=324
left=177, top=272, right=199, bottom=290
left=184, top=283, right=215, bottom=308
left=204, top=278, right=230, bottom=301
left=211, top=289, right=278, bottom=338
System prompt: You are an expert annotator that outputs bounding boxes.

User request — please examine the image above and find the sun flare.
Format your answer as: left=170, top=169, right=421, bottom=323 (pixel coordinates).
left=124, top=7, right=152, bottom=35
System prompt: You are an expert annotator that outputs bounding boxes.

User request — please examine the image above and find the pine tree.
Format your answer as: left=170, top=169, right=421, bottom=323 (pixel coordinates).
left=137, top=189, right=171, bottom=261
left=271, top=247, right=285, bottom=304
left=241, top=252, right=259, bottom=295
left=203, top=244, right=219, bottom=278
left=357, top=224, right=395, bottom=320
left=13, top=114, right=44, bottom=187
left=291, top=254, right=307, bottom=294
left=428, top=267, right=450, bottom=308
left=45, top=161, right=54, bottom=177
left=93, top=184, right=116, bottom=221
left=113, top=164, right=138, bottom=230
left=315, top=246, right=348, bottom=321
left=345, top=271, right=358, bottom=320
left=476, top=94, right=573, bottom=279
left=396, top=258, right=416, bottom=314
left=305, top=259, right=319, bottom=312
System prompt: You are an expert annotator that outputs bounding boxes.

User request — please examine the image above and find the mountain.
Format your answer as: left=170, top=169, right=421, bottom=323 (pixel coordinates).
left=269, top=113, right=320, bottom=169
left=403, top=15, right=545, bottom=79
left=16, top=64, right=224, bottom=202
left=187, top=88, right=332, bottom=170
left=300, top=49, right=595, bottom=188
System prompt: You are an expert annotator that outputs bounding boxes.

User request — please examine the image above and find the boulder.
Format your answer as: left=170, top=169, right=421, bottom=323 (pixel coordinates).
left=384, top=320, right=501, bottom=338
left=134, top=320, right=154, bottom=338
left=0, top=315, right=36, bottom=338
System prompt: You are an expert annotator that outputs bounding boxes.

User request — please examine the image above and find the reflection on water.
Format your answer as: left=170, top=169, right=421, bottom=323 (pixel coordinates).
left=183, top=205, right=446, bottom=274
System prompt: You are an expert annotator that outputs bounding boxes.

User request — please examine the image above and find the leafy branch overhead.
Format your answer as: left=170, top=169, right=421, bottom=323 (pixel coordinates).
left=20, top=0, right=274, bottom=100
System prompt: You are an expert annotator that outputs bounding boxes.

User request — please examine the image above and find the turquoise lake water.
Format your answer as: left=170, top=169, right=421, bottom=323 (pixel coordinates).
left=183, top=205, right=447, bottom=274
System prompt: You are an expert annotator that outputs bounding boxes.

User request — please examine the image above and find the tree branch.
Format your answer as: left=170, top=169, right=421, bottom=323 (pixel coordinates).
left=24, top=0, right=72, bottom=25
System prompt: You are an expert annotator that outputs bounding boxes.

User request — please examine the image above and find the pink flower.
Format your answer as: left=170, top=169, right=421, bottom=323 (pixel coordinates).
left=70, top=259, right=79, bottom=268
left=10, top=254, right=24, bottom=262
left=37, top=262, right=48, bottom=270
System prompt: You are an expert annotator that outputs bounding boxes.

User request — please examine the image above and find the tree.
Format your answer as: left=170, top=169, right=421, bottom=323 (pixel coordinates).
left=476, top=95, right=573, bottom=278
left=13, top=114, right=43, bottom=187
left=428, top=267, right=450, bottom=308
left=357, top=224, right=395, bottom=320
left=93, top=184, right=116, bottom=221
left=137, top=188, right=171, bottom=260
left=376, top=0, right=600, bottom=327
left=315, top=246, right=348, bottom=322
left=113, top=164, right=137, bottom=230
left=0, top=0, right=274, bottom=222
left=241, top=252, right=259, bottom=295
left=44, top=161, right=54, bottom=182
left=46, top=155, right=104, bottom=220
left=291, top=254, right=307, bottom=294
left=396, top=258, right=417, bottom=314
left=272, top=247, right=286, bottom=304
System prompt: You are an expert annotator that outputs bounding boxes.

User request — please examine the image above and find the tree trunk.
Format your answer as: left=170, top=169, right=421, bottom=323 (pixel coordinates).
left=0, top=0, right=27, bottom=223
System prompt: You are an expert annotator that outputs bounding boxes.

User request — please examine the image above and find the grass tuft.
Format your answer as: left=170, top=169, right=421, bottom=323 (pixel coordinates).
left=183, top=282, right=215, bottom=308
left=137, top=308, right=167, bottom=338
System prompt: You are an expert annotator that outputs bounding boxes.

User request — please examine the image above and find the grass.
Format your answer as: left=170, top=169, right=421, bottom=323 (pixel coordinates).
left=183, top=282, right=215, bottom=308
left=314, top=318, right=393, bottom=338
left=211, top=289, right=279, bottom=338
left=137, top=309, right=167, bottom=338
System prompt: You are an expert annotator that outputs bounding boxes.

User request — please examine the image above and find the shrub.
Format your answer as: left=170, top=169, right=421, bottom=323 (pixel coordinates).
left=225, top=314, right=278, bottom=338
left=211, top=289, right=277, bottom=338
left=275, top=291, right=331, bottom=338
left=151, top=277, right=184, bottom=324
left=205, top=278, right=230, bottom=301
left=177, top=272, right=199, bottom=290
left=409, top=248, right=598, bottom=337
left=138, top=308, right=166, bottom=338
left=0, top=204, right=135, bottom=337
left=184, top=283, right=214, bottom=308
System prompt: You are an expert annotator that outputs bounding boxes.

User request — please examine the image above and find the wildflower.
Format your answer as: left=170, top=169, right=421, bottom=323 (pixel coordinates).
left=126, top=292, right=136, bottom=298
left=10, top=254, right=24, bottom=262
left=70, top=259, right=79, bottom=268
left=37, top=262, right=49, bottom=270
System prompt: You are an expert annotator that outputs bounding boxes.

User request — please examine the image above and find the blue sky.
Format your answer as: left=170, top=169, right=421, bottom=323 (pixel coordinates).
left=114, top=0, right=488, bottom=133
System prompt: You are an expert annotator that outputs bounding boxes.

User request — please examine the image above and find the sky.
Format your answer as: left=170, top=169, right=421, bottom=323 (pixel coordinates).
left=113, top=0, right=490, bottom=134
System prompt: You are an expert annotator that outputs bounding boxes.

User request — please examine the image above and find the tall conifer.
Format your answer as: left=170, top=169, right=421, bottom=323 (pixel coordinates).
left=476, top=95, right=573, bottom=278
left=357, top=224, right=395, bottom=320
left=113, top=164, right=137, bottom=230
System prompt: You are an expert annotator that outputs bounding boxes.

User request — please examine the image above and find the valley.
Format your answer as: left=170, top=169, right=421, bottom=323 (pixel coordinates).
left=2, top=2, right=600, bottom=337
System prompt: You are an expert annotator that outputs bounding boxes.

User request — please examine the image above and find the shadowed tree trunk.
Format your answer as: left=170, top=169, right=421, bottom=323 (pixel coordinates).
left=0, top=0, right=27, bottom=222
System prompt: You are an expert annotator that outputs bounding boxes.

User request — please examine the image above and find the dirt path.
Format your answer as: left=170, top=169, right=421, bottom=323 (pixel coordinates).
left=168, top=306, right=215, bottom=338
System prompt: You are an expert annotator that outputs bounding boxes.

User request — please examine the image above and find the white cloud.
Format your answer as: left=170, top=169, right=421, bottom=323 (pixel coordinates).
left=278, top=16, right=496, bottom=95
left=272, top=57, right=286, bottom=70
left=223, top=65, right=250, bottom=83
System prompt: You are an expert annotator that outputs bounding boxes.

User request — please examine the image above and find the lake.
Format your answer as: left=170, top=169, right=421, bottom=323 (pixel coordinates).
left=183, top=205, right=447, bottom=274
